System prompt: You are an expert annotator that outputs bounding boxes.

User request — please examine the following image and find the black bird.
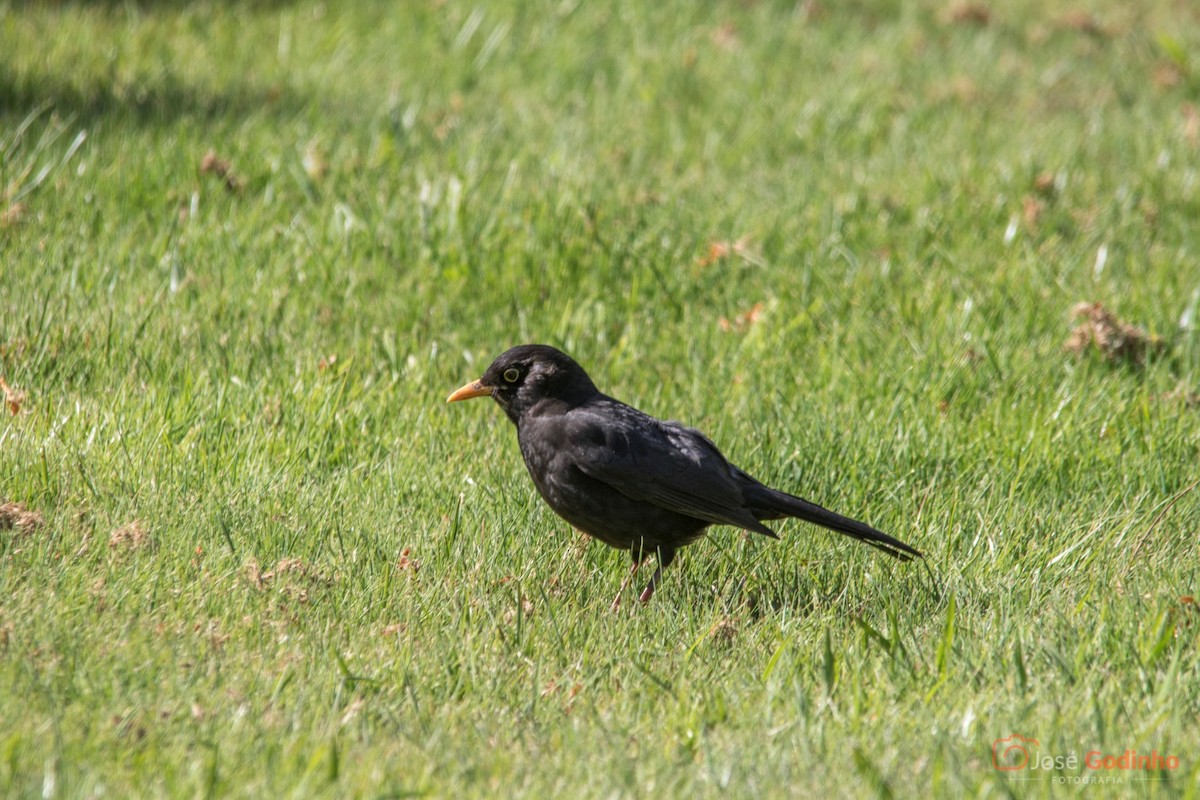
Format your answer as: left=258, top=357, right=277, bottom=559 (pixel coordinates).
left=448, top=344, right=920, bottom=609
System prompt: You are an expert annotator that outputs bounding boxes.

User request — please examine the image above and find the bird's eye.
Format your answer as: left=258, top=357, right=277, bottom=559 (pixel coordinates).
left=503, top=368, right=520, bottom=383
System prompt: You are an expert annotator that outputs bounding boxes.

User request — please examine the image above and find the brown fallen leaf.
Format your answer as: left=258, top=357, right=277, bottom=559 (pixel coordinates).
left=1064, top=302, right=1164, bottom=365
left=559, top=681, right=584, bottom=714
left=1172, top=595, right=1199, bottom=631
left=719, top=302, right=765, bottom=333
left=199, top=150, right=245, bottom=194
left=1022, top=196, right=1043, bottom=229
left=0, top=377, right=25, bottom=414
left=397, top=547, right=421, bottom=573
left=701, top=241, right=732, bottom=266
left=698, top=236, right=761, bottom=267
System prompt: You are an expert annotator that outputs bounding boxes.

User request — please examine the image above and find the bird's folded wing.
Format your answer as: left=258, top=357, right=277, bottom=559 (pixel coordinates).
left=569, top=411, right=775, bottom=536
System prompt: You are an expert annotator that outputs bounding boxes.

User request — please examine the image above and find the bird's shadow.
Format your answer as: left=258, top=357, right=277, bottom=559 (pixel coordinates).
left=687, top=551, right=940, bottom=621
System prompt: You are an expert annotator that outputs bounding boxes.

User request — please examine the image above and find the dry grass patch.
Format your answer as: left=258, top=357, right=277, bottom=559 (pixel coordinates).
left=0, top=502, right=44, bottom=535
left=109, top=521, right=155, bottom=552
left=1065, top=302, right=1164, bottom=365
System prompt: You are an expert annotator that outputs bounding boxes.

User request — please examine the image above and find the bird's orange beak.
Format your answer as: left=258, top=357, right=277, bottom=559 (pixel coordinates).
left=447, top=379, right=493, bottom=403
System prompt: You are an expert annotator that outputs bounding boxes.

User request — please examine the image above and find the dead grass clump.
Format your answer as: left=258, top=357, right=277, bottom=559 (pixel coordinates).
left=0, top=502, right=44, bottom=535
left=244, top=556, right=334, bottom=604
left=1065, top=302, right=1163, bottom=365
left=1058, top=10, right=1108, bottom=38
left=946, top=3, right=990, bottom=26
left=0, top=203, right=27, bottom=230
left=710, top=616, right=739, bottom=644
left=109, top=521, right=155, bottom=552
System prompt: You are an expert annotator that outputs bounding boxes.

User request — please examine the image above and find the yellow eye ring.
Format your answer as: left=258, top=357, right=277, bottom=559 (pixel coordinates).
left=503, top=368, right=520, bottom=383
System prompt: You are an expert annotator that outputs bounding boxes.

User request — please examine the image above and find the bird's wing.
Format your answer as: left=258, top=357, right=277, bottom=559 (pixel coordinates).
left=567, top=402, right=776, bottom=537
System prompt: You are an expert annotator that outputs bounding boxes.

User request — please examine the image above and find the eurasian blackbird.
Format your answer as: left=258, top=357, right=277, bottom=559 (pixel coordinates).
left=448, top=344, right=920, bottom=608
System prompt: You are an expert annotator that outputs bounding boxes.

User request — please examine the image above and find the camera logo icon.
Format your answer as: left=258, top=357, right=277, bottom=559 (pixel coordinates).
left=993, top=735, right=1039, bottom=771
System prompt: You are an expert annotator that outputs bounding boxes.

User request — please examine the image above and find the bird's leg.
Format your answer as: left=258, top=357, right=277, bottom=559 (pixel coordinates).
left=610, top=560, right=641, bottom=612
left=637, top=549, right=675, bottom=604
left=637, top=562, right=664, bottom=604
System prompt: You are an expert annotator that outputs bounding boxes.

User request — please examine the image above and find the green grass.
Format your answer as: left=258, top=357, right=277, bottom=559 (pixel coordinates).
left=2, top=0, right=1199, bottom=796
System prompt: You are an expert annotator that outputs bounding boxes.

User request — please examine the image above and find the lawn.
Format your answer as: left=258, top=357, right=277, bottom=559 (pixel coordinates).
left=2, top=0, right=1199, bottom=796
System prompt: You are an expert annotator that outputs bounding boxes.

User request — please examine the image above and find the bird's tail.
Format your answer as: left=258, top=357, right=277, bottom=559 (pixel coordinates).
left=744, top=484, right=922, bottom=561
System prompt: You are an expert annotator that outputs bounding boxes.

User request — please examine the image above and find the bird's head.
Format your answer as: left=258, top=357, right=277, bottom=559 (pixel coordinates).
left=447, top=344, right=598, bottom=424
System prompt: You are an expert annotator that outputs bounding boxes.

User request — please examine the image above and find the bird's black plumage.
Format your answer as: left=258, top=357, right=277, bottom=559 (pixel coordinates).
left=448, top=344, right=920, bottom=607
